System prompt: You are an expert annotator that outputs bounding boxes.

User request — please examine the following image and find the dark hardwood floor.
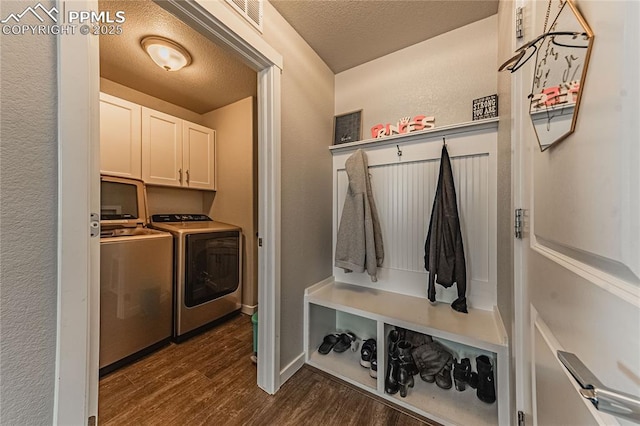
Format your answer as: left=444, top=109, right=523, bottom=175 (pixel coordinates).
left=99, top=313, right=433, bottom=426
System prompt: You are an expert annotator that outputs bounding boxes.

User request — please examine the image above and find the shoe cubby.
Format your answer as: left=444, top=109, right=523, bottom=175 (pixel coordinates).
left=304, top=279, right=509, bottom=425
left=381, top=323, right=499, bottom=426
left=305, top=303, right=378, bottom=390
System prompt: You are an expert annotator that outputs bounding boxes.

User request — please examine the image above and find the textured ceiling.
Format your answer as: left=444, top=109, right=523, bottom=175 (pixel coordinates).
left=270, top=0, right=499, bottom=73
left=99, top=0, right=257, bottom=114
left=98, top=0, right=498, bottom=112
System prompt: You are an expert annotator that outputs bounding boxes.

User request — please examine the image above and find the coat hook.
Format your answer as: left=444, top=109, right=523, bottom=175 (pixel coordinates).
left=442, top=136, right=447, bottom=147
left=396, top=144, right=403, bottom=159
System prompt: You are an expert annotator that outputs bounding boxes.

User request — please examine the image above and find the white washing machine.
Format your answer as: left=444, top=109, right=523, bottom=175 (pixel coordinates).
left=151, top=214, right=242, bottom=342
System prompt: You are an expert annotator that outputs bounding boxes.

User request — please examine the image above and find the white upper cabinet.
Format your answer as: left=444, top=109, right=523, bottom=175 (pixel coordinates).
left=99, top=93, right=142, bottom=179
left=141, top=108, right=217, bottom=190
left=141, top=107, right=183, bottom=187
left=102, top=94, right=216, bottom=190
left=182, top=121, right=216, bottom=190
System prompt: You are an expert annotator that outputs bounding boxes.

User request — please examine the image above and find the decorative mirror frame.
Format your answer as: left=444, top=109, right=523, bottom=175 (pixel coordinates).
left=529, top=0, right=594, bottom=151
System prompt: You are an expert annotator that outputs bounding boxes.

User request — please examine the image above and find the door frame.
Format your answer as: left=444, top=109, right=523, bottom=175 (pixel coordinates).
left=55, top=1, right=284, bottom=423
left=511, top=0, right=529, bottom=417
left=55, top=2, right=101, bottom=424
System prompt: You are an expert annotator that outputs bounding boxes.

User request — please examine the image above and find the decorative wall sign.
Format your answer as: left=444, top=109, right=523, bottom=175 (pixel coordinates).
left=472, top=95, right=498, bottom=120
left=333, top=110, right=363, bottom=145
left=370, top=115, right=435, bottom=139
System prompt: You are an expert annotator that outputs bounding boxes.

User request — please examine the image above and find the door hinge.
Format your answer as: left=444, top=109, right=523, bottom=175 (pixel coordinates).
left=90, top=213, right=100, bottom=238
left=516, top=7, right=524, bottom=39
left=515, top=208, right=524, bottom=239
left=258, top=237, right=263, bottom=247
left=88, top=415, right=96, bottom=426
left=517, top=410, right=525, bottom=426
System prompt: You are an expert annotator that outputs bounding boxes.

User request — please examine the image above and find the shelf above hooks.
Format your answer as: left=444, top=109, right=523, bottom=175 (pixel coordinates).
left=328, top=117, right=498, bottom=153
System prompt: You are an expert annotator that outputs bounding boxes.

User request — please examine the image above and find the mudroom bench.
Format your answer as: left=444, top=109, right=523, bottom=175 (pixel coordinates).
left=304, top=278, right=509, bottom=426
left=307, top=119, right=509, bottom=425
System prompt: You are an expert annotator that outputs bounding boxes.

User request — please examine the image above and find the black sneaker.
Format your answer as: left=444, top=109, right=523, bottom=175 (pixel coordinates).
left=360, top=338, right=376, bottom=368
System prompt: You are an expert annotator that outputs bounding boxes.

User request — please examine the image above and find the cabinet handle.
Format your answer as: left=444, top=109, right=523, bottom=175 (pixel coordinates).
left=186, top=170, right=190, bottom=184
left=179, top=168, right=182, bottom=183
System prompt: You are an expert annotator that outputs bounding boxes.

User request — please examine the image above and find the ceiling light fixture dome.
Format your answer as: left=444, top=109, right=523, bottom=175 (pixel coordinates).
left=141, top=36, right=192, bottom=71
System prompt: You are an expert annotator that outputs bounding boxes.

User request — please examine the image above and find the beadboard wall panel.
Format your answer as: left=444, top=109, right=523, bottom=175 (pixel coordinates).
left=332, top=123, right=498, bottom=311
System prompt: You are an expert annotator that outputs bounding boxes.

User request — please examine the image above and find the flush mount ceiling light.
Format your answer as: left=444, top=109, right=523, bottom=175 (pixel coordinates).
left=141, top=36, right=192, bottom=71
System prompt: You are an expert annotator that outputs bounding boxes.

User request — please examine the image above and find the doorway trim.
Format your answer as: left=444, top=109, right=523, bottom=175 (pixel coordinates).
left=54, top=1, right=100, bottom=424
left=159, top=0, right=283, bottom=395
left=55, top=0, right=283, bottom=422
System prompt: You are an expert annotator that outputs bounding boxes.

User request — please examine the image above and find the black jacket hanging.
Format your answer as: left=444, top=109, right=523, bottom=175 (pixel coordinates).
left=424, top=145, right=468, bottom=313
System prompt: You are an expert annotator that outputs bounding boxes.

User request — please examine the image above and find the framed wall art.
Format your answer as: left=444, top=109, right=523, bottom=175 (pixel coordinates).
left=333, top=110, right=363, bottom=145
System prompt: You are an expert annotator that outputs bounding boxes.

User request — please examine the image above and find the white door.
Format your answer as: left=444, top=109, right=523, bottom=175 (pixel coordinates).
left=183, top=121, right=216, bottom=190
left=514, top=1, right=640, bottom=425
left=99, top=93, right=142, bottom=179
left=141, top=107, right=183, bottom=187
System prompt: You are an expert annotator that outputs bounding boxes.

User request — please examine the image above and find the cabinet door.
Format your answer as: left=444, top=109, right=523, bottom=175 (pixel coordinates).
left=141, top=107, right=183, bottom=187
left=183, top=121, right=216, bottom=190
left=99, top=93, right=141, bottom=179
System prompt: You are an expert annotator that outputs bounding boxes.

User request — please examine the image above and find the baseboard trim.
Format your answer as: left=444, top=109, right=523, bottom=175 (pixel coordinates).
left=279, top=352, right=305, bottom=386
left=241, top=304, right=258, bottom=315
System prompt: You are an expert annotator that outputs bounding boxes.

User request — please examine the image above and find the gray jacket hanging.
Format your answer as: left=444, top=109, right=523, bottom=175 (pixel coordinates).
left=424, top=145, right=468, bottom=313
left=335, top=149, right=384, bottom=282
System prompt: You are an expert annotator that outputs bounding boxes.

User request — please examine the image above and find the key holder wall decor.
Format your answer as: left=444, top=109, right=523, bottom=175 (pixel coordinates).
left=500, top=0, right=594, bottom=151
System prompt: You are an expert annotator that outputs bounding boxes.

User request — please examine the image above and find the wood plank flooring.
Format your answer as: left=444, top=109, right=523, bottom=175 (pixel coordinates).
left=99, top=313, right=434, bottom=426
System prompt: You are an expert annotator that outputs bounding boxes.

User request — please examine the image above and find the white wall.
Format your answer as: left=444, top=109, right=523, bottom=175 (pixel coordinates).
left=0, top=1, right=57, bottom=423
left=261, top=2, right=335, bottom=367
left=335, top=15, right=498, bottom=134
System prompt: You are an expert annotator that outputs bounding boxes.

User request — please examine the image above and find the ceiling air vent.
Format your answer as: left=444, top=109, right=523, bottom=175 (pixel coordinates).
left=226, top=0, right=263, bottom=33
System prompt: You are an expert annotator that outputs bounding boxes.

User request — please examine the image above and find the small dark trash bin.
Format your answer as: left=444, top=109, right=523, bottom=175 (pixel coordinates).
left=251, top=312, right=258, bottom=355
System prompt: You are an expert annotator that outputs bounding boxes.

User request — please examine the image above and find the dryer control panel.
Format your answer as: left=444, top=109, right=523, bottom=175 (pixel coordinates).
left=151, top=214, right=212, bottom=223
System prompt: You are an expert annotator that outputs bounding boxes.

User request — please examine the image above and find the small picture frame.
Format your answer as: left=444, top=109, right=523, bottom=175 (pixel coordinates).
left=333, top=110, right=363, bottom=145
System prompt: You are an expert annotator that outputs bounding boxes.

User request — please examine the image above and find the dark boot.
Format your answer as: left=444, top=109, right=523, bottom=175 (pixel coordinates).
left=476, top=355, right=496, bottom=404
left=385, top=351, right=400, bottom=394
left=453, top=358, right=471, bottom=391
left=396, top=340, right=418, bottom=376
left=435, top=360, right=452, bottom=390
left=468, top=371, right=479, bottom=389
left=397, top=362, right=414, bottom=397
left=421, top=371, right=436, bottom=383
left=384, top=330, right=401, bottom=395
left=388, top=329, right=400, bottom=355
